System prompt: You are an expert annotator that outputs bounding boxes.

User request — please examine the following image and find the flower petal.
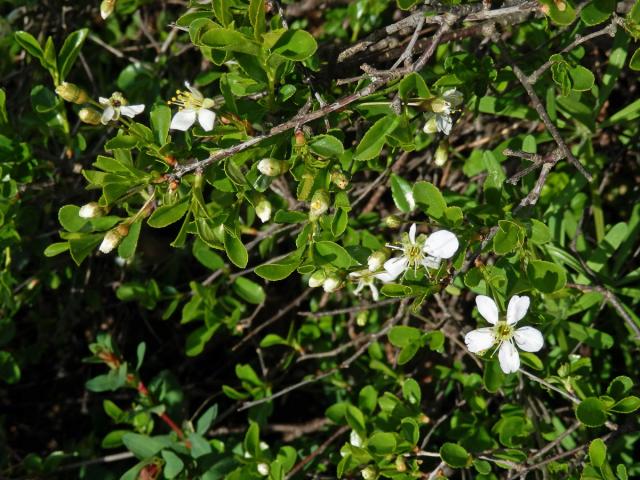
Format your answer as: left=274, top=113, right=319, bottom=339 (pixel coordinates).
left=170, top=109, right=197, bottom=131
left=498, top=342, right=520, bottom=374
left=443, top=89, right=463, bottom=108
left=374, top=270, right=396, bottom=283
left=185, top=81, right=204, bottom=100
left=409, top=223, right=417, bottom=244
left=197, top=108, right=216, bottom=131
left=514, top=326, right=543, bottom=352
left=369, top=283, right=379, bottom=301
left=101, top=106, right=115, bottom=124
left=506, top=295, right=530, bottom=325
left=421, top=256, right=441, bottom=270
left=382, top=256, right=408, bottom=280
left=120, top=104, right=145, bottom=118
left=464, top=328, right=496, bottom=353
left=353, top=281, right=365, bottom=295
left=476, top=295, right=499, bottom=325
left=423, top=230, right=459, bottom=259
left=98, top=97, right=110, bottom=105
left=436, top=113, right=453, bottom=135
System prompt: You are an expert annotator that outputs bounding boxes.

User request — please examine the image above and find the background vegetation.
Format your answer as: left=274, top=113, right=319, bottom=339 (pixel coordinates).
left=1, top=0, right=640, bottom=479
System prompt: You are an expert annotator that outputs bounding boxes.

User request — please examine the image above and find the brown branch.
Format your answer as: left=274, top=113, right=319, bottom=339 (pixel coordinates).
left=285, top=425, right=350, bottom=479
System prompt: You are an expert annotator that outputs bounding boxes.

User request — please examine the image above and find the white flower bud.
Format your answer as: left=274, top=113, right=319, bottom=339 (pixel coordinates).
left=309, top=190, right=329, bottom=218
left=255, top=198, right=272, bottom=223
left=257, top=463, right=269, bottom=476
left=100, top=0, right=117, bottom=19
left=423, top=116, right=438, bottom=134
left=367, top=251, right=388, bottom=272
left=308, top=270, right=326, bottom=288
left=349, top=430, right=363, bottom=447
left=322, top=274, right=341, bottom=293
left=99, top=230, right=121, bottom=254
left=79, top=108, right=102, bottom=125
left=434, top=141, right=449, bottom=167
left=257, top=158, right=286, bottom=177
left=79, top=202, right=103, bottom=219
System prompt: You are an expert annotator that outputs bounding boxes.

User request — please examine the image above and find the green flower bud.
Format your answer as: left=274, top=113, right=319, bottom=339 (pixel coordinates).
left=356, top=311, right=368, bottom=327
left=384, top=215, right=402, bottom=229
left=55, top=82, right=89, bottom=104
left=434, top=141, right=449, bottom=167
left=331, top=170, right=349, bottom=189
left=423, top=116, right=438, bottom=134
left=395, top=455, right=407, bottom=472
left=361, top=466, right=377, bottom=480
left=309, top=189, right=330, bottom=218
left=78, top=108, right=102, bottom=125
left=308, top=270, right=326, bottom=288
left=430, top=97, right=449, bottom=114
left=367, top=251, right=388, bottom=272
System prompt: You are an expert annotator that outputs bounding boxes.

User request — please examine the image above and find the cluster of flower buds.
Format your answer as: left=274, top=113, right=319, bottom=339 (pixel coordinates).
left=308, top=270, right=342, bottom=292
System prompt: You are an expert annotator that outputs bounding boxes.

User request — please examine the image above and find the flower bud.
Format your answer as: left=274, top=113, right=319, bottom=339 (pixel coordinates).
left=308, top=270, right=326, bottom=288
left=101, top=0, right=117, bottom=19
left=309, top=189, right=330, bottom=218
left=331, top=170, right=349, bottom=189
left=349, top=430, right=364, bottom=447
left=367, top=251, right=388, bottom=272
left=257, top=463, right=269, bottom=476
left=322, top=274, right=342, bottom=293
left=395, top=455, right=407, bottom=472
left=99, top=224, right=129, bottom=254
left=257, top=158, right=286, bottom=177
left=55, top=82, right=89, bottom=104
left=434, top=141, right=449, bottom=167
left=294, top=129, right=306, bottom=146
left=255, top=197, right=272, bottom=223
left=361, top=466, right=377, bottom=480
left=78, top=108, right=102, bottom=125
left=79, top=202, right=103, bottom=219
left=423, top=116, right=438, bottom=134
left=430, top=97, right=449, bottom=114
left=356, top=311, right=368, bottom=327
left=384, top=215, right=402, bottom=229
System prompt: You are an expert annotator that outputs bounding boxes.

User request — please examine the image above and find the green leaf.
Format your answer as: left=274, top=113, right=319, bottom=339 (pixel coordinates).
left=58, top=205, right=88, bottom=232
left=630, top=48, right=640, bottom=71
left=493, top=220, right=524, bottom=255
left=353, top=115, right=400, bottom=161
left=161, top=450, right=184, bottom=479
left=223, top=229, right=248, bottom=268
left=69, top=235, right=102, bottom=265
left=390, top=174, right=415, bottom=213
left=308, top=135, right=344, bottom=158
left=271, top=29, right=317, bottom=61
left=196, top=405, right=218, bottom=436
left=0, top=351, right=21, bottom=384
left=201, top=28, right=261, bottom=55
left=122, top=433, right=167, bottom=459
left=368, top=432, right=397, bottom=455
left=589, top=438, right=607, bottom=467
left=569, top=65, right=595, bottom=91
left=440, top=442, right=471, bottom=468
left=57, top=28, right=88, bottom=81
left=44, top=242, right=70, bottom=257
left=398, top=72, right=430, bottom=100
left=413, top=181, right=447, bottom=219
left=255, top=249, right=303, bottom=280
left=483, top=360, right=505, bottom=393
left=345, top=405, right=366, bottom=432
left=397, top=0, right=420, bottom=9
left=607, top=376, right=633, bottom=399
left=331, top=209, right=349, bottom=237
left=105, top=135, right=138, bottom=150
left=14, top=31, right=45, bottom=64
left=314, top=241, right=353, bottom=268
left=542, top=0, right=577, bottom=25
left=580, top=0, right=615, bottom=25
left=576, top=397, right=608, bottom=427
left=402, top=378, right=421, bottom=405
left=118, top=221, right=141, bottom=259
left=610, top=396, right=640, bottom=414
left=249, top=0, right=267, bottom=37
left=147, top=198, right=190, bottom=228
left=150, top=104, right=171, bottom=145
left=388, top=326, right=421, bottom=347
left=527, top=259, right=567, bottom=293
left=233, top=277, right=265, bottom=304
left=380, top=283, right=413, bottom=297
left=473, top=459, right=492, bottom=474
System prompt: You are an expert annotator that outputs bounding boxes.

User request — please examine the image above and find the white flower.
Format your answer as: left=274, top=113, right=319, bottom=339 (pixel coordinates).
left=99, top=92, right=145, bottom=124
left=348, top=269, right=390, bottom=301
left=422, top=88, right=463, bottom=136
left=464, top=295, right=544, bottom=374
left=169, top=82, right=216, bottom=131
left=322, top=274, right=342, bottom=292
left=382, top=224, right=459, bottom=281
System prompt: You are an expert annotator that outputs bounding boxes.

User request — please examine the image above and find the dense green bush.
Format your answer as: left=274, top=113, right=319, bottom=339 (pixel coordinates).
left=2, top=0, right=640, bottom=478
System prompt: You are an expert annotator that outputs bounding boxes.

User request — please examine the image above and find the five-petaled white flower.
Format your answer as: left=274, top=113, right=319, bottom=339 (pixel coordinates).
left=382, top=223, right=459, bottom=281
left=423, top=88, right=463, bottom=136
left=99, top=92, right=145, bottom=124
left=169, top=82, right=216, bottom=131
left=349, top=269, right=394, bottom=301
left=464, top=295, right=543, bottom=374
